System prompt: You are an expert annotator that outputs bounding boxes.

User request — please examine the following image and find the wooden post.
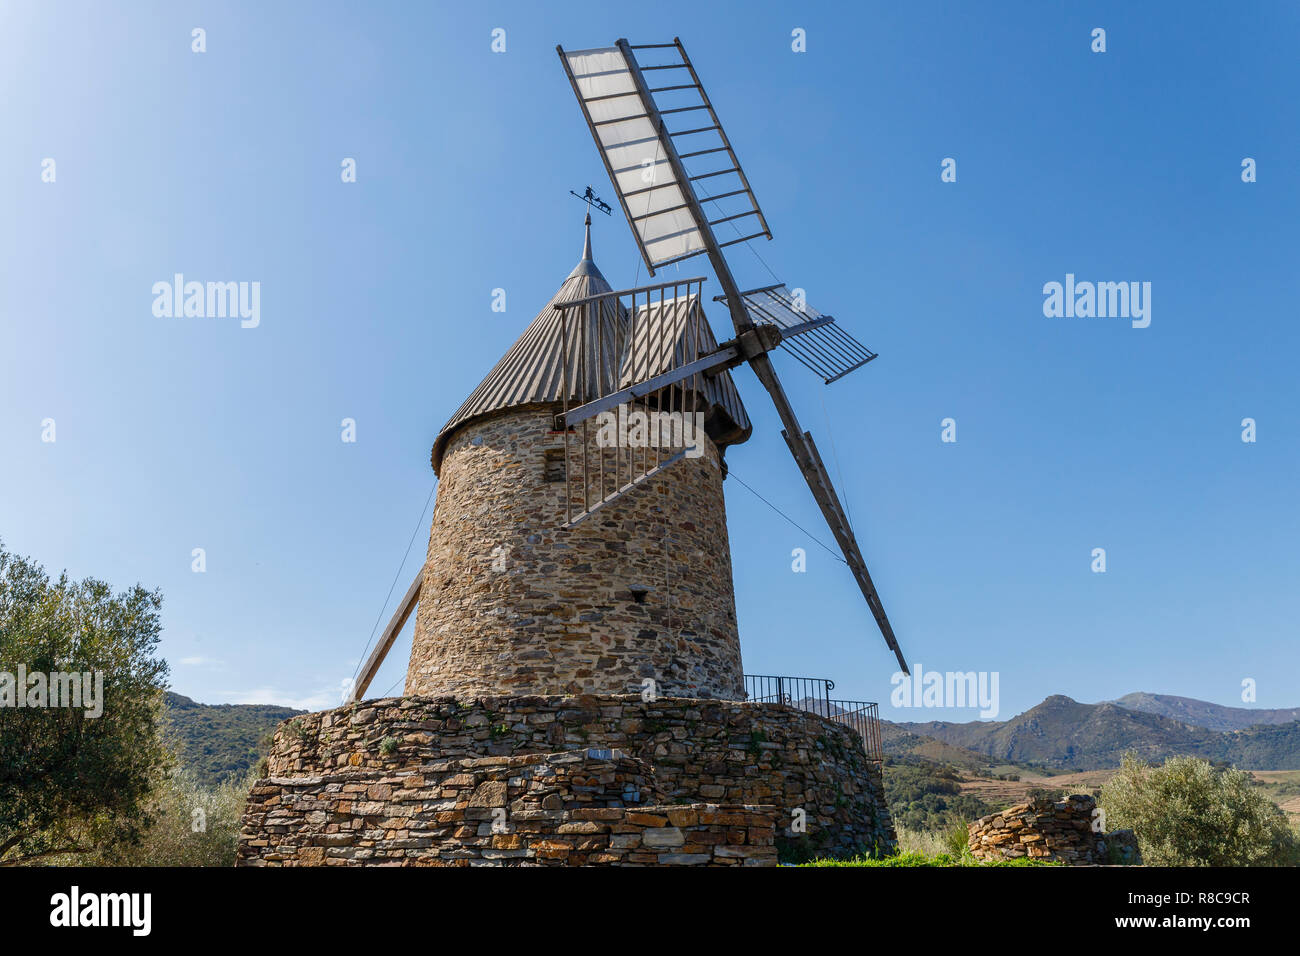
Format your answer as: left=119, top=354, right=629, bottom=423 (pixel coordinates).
left=348, top=571, right=422, bottom=703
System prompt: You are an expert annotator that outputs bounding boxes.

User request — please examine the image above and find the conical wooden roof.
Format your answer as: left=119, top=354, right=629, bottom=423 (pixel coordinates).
left=431, top=218, right=750, bottom=474
left=620, top=292, right=751, bottom=448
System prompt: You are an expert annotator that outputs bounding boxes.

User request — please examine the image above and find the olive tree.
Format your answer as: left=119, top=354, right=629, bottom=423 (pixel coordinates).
left=1100, top=753, right=1299, bottom=867
left=0, top=543, right=170, bottom=865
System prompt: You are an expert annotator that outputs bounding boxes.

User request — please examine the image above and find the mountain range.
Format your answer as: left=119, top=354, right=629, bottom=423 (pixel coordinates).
left=887, top=693, right=1300, bottom=771
left=1108, top=692, right=1300, bottom=732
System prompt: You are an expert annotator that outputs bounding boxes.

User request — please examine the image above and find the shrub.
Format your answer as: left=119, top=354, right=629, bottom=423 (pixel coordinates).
left=943, top=821, right=970, bottom=856
left=88, top=768, right=253, bottom=867
left=1099, top=753, right=1300, bottom=867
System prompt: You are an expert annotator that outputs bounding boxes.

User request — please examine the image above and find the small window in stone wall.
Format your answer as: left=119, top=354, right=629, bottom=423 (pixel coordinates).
left=544, top=448, right=566, bottom=482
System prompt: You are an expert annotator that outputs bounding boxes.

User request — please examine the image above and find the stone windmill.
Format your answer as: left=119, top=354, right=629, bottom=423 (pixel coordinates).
left=239, top=38, right=903, bottom=867
left=404, top=214, right=753, bottom=704
left=347, top=37, right=909, bottom=708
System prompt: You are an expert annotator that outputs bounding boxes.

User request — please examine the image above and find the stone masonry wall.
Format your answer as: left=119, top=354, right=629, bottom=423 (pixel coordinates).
left=260, top=694, right=894, bottom=861
left=968, top=795, right=1141, bottom=865
left=407, top=407, right=744, bottom=701
left=238, top=749, right=780, bottom=866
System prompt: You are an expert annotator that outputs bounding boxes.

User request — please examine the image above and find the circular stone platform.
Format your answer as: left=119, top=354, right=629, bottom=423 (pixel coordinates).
left=238, top=693, right=895, bottom=865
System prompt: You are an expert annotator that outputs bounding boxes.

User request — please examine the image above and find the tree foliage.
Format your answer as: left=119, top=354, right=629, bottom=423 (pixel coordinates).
left=88, top=769, right=252, bottom=867
left=0, top=543, right=170, bottom=865
left=884, top=758, right=994, bottom=833
left=1099, top=753, right=1300, bottom=867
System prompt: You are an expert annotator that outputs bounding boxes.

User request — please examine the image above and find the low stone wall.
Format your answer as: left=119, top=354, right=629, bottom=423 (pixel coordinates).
left=968, top=795, right=1141, bottom=865
left=251, top=693, right=894, bottom=862
left=238, top=749, right=779, bottom=866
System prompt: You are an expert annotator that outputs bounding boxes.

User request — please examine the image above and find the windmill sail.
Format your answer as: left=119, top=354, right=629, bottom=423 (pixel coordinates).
left=557, top=40, right=770, bottom=275
left=716, top=285, right=879, bottom=384
left=558, top=37, right=909, bottom=672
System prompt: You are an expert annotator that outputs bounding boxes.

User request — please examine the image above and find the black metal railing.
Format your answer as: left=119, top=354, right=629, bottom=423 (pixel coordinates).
left=743, top=673, right=832, bottom=708
left=828, top=700, right=883, bottom=764
left=742, top=674, right=883, bottom=762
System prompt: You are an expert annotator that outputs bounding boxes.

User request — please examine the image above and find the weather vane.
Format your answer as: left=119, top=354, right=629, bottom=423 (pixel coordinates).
left=570, top=185, right=612, bottom=216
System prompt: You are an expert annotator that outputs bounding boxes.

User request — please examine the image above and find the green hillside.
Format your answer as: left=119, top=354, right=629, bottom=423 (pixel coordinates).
left=883, top=758, right=996, bottom=833
left=881, top=724, right=1013, bottom=773
left=161, top=692, right=301, bottom=788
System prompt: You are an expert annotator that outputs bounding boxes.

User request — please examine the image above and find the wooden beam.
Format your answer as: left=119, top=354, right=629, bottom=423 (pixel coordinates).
left=562, top=449, right=688, bottom=528
left=348, top=571, right=422, bottom=703
left=555, top=344, right=740, bottom=429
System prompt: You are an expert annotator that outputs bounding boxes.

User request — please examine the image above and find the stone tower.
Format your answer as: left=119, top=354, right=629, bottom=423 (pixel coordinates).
left=405, top=219, right=753, bottom=702
left=239, top=219, right=898, bottom=868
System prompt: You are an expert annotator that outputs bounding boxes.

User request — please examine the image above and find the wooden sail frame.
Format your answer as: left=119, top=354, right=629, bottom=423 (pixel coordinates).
left=559, top=37, right=910, bottom=673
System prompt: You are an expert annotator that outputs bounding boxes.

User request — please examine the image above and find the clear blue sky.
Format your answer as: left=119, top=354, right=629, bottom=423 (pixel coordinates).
left=2, top=1, right=1296, bottom=720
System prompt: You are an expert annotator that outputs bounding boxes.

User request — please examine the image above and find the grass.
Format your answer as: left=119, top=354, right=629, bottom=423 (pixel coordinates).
left=896, top=825, right=956, bottom=857
left=800, top=850, right=1062, bottom=867
left=798, top=823, right=1062, bottom=866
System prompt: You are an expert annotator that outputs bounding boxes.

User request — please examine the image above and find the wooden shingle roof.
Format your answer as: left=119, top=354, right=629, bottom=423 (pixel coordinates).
left=431, top=220, right=750, bottom=474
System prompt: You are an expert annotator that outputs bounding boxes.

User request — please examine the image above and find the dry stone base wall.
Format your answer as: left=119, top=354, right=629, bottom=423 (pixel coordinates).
left=968, top=795, right=1142, bottom=865
left=238, top=749, right=779, bottom=866
left=240, top=693, right=894, bottom=865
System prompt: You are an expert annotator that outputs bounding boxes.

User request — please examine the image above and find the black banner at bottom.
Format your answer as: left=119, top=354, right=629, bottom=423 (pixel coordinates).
left=0, top=864, right=1282, bottom=941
